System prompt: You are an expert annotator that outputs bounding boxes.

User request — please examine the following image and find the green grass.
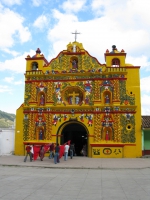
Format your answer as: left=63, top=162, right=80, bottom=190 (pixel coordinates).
left=0, top=110, right=15, bottom=128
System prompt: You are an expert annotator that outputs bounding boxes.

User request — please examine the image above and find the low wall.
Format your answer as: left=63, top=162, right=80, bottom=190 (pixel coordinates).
left=0, top=128, right=15, bottom=155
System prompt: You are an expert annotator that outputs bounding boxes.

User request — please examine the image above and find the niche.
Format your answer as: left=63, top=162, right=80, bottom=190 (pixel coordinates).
left=112, top=58, right=120, bottom=67
left=70, top=57, right=78, bottom=70
left=38, top=92, right=45, bottom=106
left=31, top=62, right=38, bottom=70
left=103, top=91, right=111, bottom=104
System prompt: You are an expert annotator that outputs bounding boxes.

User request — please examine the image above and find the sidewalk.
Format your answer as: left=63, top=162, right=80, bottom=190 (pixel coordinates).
left=0, top=155, right=150, bottom=200
left=0, top=155, right=150, bottom=169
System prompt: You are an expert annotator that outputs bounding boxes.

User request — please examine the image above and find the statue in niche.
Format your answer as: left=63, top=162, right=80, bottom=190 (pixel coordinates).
left=72, top=59, right=78, bottom=69
left=40, top=94, right=45, bottom=106
left=105, top=95, right=110, bottom=104
left=85, top=95, right=90, bottom=104
left=105, top=131, right=110, bottom=141
left=75, top=96, right=80, bottom=104
left=39, top=130, right=43, bottom=140
left=73, top=44, right=76, bottom=52
left=69, top=97, right=73, bottom=104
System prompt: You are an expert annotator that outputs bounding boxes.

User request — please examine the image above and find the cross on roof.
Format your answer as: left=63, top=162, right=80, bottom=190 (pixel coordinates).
left=72, top=30, right=80, bottom=42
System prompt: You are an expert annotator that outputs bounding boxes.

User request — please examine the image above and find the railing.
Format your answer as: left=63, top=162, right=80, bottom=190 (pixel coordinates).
left=26, top=70, right=43, bottom=75
left=107, top=67, right=126, bottom=72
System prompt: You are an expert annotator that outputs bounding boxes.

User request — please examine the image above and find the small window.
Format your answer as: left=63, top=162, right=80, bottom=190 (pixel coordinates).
left=112, top=58, right=120, bottom=67
left=32, top=62, right=38, bottom=70
left=126, top=124, right=132, bottom=131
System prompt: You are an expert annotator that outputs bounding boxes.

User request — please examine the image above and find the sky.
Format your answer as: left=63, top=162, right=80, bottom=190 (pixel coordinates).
left=0, top=0, right=150, bottom=115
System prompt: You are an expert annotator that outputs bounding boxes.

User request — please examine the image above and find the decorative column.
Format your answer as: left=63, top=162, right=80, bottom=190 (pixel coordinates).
left=94, top=80, right=101, bottom=101
left=94, top=114, right=102, bottom=142
left=113, top=114, right=121, bottom=142
left=28, top=113, right=36, bottom=140
left=113, top=79, right=120, bottom=102
left=45, top=113, right=52, bottom=140
left=30, top=82, right=36, bottom=102
left=47, top=82, right=53, bottom=102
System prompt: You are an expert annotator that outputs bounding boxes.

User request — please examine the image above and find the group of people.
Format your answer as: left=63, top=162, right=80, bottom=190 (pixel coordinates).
left=24, top=142, right=76, bottom=164
left=52, top=142, right=76, bottom=164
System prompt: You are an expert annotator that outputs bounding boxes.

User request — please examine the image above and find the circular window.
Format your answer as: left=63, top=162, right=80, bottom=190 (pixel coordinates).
left=126, top=124, right=132, bottom=130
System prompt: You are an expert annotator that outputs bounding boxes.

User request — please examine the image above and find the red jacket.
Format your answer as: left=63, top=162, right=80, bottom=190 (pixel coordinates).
left=26, top=145, right=31, bottom=153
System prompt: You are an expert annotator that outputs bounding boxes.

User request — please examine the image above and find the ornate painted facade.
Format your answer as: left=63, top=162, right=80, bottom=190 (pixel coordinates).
left=15, top=41, right=142, bottom=158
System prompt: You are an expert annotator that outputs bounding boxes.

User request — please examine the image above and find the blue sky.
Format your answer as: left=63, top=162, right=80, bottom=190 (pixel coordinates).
left=0, top=0, right=150, bottom=115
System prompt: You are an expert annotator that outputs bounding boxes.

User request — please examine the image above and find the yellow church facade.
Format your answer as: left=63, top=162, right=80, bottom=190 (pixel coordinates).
left=15, top=41, right=142, bottom=158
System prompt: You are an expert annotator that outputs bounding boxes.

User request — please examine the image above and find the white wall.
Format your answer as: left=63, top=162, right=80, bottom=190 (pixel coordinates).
left=0, top=129, right=15, bottom=155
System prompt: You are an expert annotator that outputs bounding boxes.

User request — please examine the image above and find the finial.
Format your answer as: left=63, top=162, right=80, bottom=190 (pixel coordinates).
left=112, top=45, right=117, bottom=51
left=36, top=48, right=41, bottom=54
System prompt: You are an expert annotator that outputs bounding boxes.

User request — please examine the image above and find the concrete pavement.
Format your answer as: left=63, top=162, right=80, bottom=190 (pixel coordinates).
left=0, top=155, right=150, bottom=200
left=0, top=155, right=150, bottom=169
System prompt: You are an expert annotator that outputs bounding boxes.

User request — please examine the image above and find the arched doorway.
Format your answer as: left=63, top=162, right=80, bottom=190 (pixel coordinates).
left=61, top=122, right=88, bottom=156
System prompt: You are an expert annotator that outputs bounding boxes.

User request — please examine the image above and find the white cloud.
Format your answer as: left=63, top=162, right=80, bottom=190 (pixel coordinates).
left=2, top=48, right=20, bottom=56
left=0, top=0, right=22, bottom=6
left=33, top=15, right=49, bottom=30
left=0, top=50, right=35, bottom=73
left=140, top=77, right=150, bottom=93
left=141, top=94, right=150, bottom=115
left=61, top=0, right=87, bottom=13
left=0, top=85, right=12, bottom=93
left=126, top=56, right=150, bottom=70
left=31, top=0, right=42, bottom=7
left=0, top=6, right=31, bottom=49
left=3, top=77, right=14, bottom=83
left=14, top=81, right=23, bottom=85
left=47, top=0, right=150, bottom=64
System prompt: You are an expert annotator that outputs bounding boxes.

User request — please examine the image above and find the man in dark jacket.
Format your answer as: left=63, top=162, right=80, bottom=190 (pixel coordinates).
left=54, top=143, right=60, bottom=164
left=70, top=143, right=75, bottom=159
left=49, top=143, right=54, bottom=159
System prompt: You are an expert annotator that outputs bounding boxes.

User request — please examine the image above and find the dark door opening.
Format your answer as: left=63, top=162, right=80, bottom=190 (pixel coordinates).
left=61, top=123, right=87, bottom=156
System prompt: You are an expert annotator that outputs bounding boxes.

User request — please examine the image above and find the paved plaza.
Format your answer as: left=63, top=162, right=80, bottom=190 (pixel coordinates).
left=0, top=155, right=150, bottom=200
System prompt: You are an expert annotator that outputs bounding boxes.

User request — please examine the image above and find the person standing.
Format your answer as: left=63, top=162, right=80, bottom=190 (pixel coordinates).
left=39, top=145, right=45, bottom=161
left=30, top=144, right=34, bottom=160
left=70, top=143, right=75, bottom=159
left=64, top=142, right=69, bottom=161
left=49, top=143, right=54, bottom=159
left=54, top=143, right=60, bottom=164
left=82, top=144, right=87, bottom=157
left=24, top=144, right=32, bottom=162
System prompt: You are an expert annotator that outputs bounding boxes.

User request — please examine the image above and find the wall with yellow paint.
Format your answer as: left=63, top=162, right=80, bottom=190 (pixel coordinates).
left=15, top=42, right=142, bottom=158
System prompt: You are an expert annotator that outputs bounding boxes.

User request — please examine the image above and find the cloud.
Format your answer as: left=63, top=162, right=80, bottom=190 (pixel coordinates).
left=31, top=0, right=42, bottom=7
left=0, top=6, right=31, bottom=50
left=126, top=56, right=150, bottom=70
left=2, top=48, right=20, bottom=56
left=46, top=0, right=150, bottom=65
left=61, top=0, right=87, bottom=13
left=0, top=85, right=12, bottom=93
left=3, top=77, right=14, bottom=83
left=33, top=15, right=49, bottom=30
left=140, top=77, right=150, bottom=93
left=141, top=94, right=150, bottom=115
left=14, top=81, right=24, bottom=85
left=0, top=50, right=35, bottom=73
left=0, top=0, right=22, bottom=6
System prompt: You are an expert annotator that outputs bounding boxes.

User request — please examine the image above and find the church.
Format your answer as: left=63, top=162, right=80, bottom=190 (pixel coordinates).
left=15, top=36, right=142, bottom=158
